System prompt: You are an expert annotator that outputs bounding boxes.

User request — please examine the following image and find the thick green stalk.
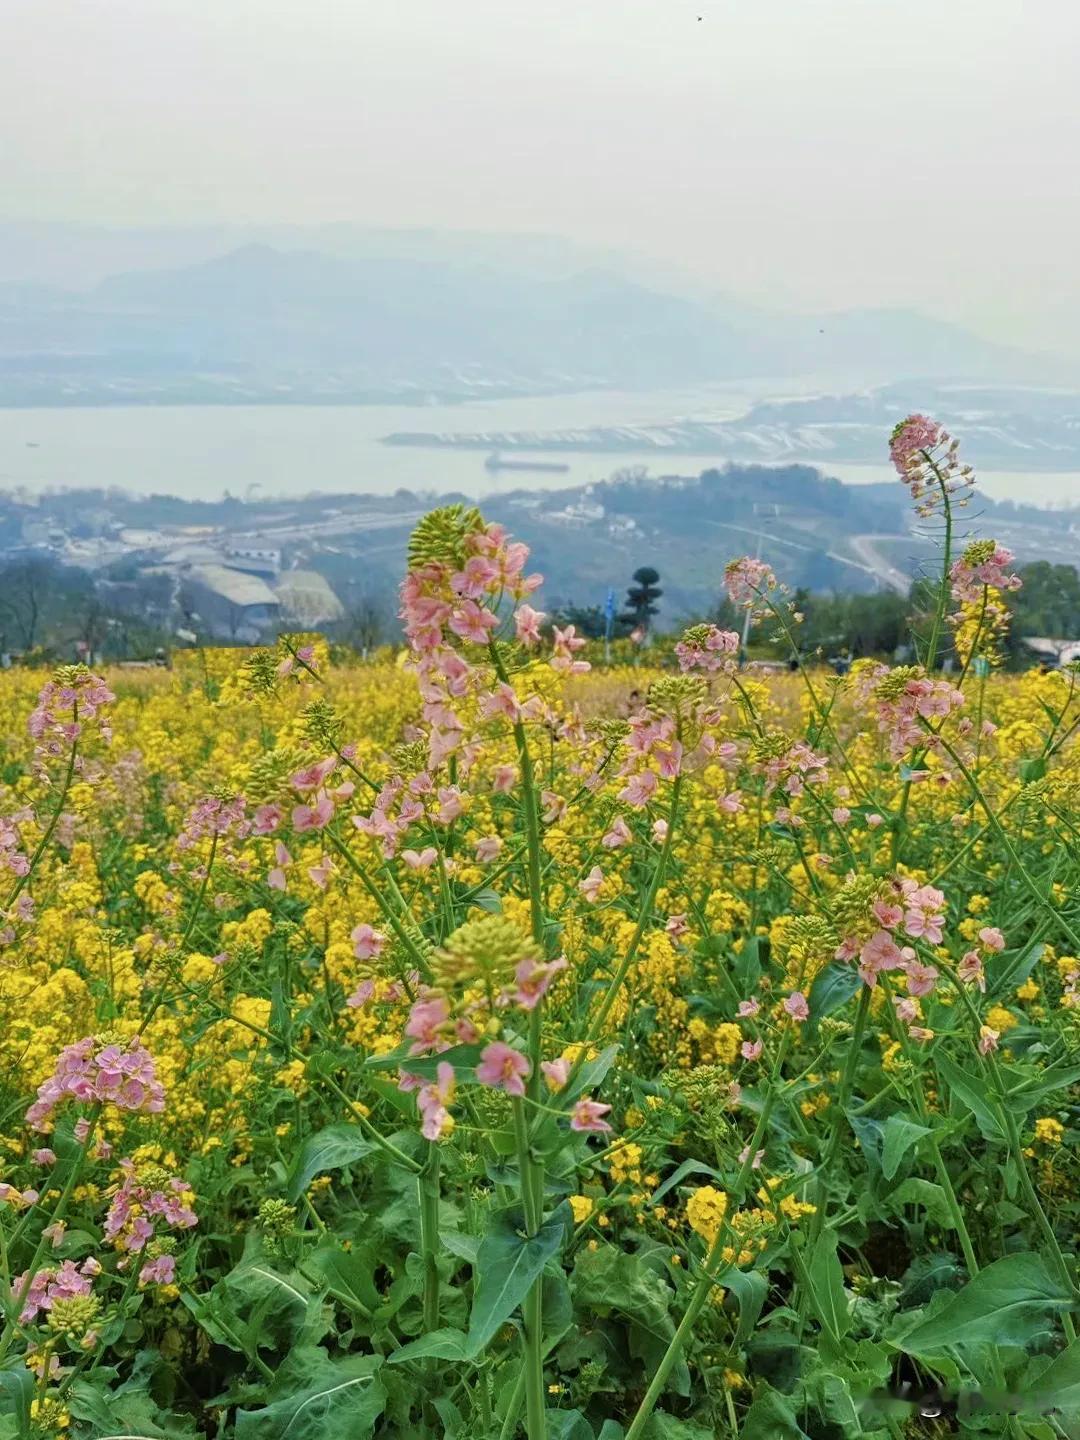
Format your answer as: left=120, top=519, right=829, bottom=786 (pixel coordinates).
left=512, top=1099, right=546, bottom=1440
left=419, top=1145, right=442, bottom=1338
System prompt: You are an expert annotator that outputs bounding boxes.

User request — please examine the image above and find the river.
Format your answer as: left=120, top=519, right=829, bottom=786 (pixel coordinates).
left=1, top=387, right=1077, bottom=507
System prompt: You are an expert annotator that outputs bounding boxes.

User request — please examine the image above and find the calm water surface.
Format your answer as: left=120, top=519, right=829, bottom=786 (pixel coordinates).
left=0, top=389, right=1077, bottom=507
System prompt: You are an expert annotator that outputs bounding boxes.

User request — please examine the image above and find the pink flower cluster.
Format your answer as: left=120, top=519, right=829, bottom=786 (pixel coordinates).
left=888, top=414, right=945, bottom=477
left=26, top=1036, right=165, bottom=1132
left=957, top=925, right=1006, bottom=993
left=15, top=1257, right=99, bottom=1325
left=177, top=793, right=251, bottom=851
left=400, top=518, right=543, bottom=764
left=948, top=545, right=1023, bottom=604
left=675, top=625, right=740, bottom=674
left=888, top=414, right=974, bottom=512
left=104, top=1159, right=197, bottom=1279
left=403, top=1062, right=456, bottom=1141
left=757, top=740, right=829, bottom=799
left=617, top=713, right=692, bottom=807
left=353, top=773, right=428, bottom=858
left=724, top=557, right=779, bottom=616
left=865, top=670, right=966, bottom=759
left=28, top=669, right=115, bottom=749
left=836, top=880, right=949, bottom=998
left=0, top=812, right=31, bottom=878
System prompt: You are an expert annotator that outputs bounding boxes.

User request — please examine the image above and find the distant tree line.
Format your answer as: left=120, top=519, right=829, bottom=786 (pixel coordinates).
left=1, top=552, right=1077, bottom=669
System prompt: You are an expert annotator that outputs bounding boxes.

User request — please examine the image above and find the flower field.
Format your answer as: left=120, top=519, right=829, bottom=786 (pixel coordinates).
left=1, top=420, right=1079, bottom=1440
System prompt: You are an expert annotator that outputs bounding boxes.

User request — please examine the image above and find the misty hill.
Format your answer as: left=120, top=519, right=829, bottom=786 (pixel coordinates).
left=0, top=234, right=1053, bottom=405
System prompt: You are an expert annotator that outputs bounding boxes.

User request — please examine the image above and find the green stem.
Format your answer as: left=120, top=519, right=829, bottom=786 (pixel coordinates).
left=512, top=1099, right=546, bottom=1440
left=933, top=732, right=1080, bottom=951
left=809, top=987, right=870, bottom=1241
left=4, top=726, right=79, bottom=912
left=419, top=1144, right=442, bottom=1340
left=0, top=1108, right=98, bottom=1362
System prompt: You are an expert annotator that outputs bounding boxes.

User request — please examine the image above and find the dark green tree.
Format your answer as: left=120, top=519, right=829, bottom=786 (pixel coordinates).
left=620, top=566, right=663, bottom=633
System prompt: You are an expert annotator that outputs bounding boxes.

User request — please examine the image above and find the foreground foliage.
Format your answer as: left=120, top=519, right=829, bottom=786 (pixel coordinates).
left=1, top=417, right=1079, bottom=1439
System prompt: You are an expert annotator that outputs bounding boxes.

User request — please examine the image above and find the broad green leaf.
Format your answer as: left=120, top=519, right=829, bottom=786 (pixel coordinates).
left=650, top=1158, right=724, bottom=1206
left=546, top=1410, right=595, bottom=1440
left=641, top=1416, right=716, bottom=1438
left=880, top=1115, right=932, bottom=1180
left=441, top=1230, right=481, bottom=1264
left=308, top=1242, right=380, bottom=1316
left=286, top=1124, right=376, bottom=1200
left=0, top=1367, right=32, bottom=1435
left=723, top=1267, right=768, bottom=1346
left=935, top=1054, right=1005, bottom=1142
left=886, top=1179, right=954, bottom=1229
left=235, top=1354, right=386, bottom=1440
left=68, top=1352, right=196, bottom=1438
left=806, top=1229, right=852, bottom=1344
left=808, top=963, right=861, bottom=1027
left=1026, top=1338, right=1080, bottom=1416
left=466, top=1204, right=568, bottom=1355
left=564, top=1043, right=620, bottom=1104
left=1018, top=756, right=1047, bottom=783
left=468, top=886, right=503, bottom=913
left=572, top=1245, right=689, bottom=1395
left=1000, top=1062, right=1080, bottom=1116
left=388, top=1327, right=473, bottom=1365
left=738, top=1389, right=812, bottom=1439
left=847, top=1112, right=884, bottom=1173
left=899, top=1253, right=1072, bottom=1354
left=365, top=1043, right=484, bottom=1080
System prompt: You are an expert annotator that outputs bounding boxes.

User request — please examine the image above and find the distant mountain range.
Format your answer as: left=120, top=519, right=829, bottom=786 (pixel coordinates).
left=0, top=223, right=1061, bottom=405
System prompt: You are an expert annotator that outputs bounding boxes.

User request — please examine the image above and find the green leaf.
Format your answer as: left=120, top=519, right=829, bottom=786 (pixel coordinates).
left=466, top=1204, right=568, bottom=1355
left=571, top=1246, right=688, bottom=1396
left=880, top=1115, right=932, bottom=1180
left=738, top=1390, right=811, bottom=1439
left=469, top=886, right=503, bottom=914
left=899, top=1252, right=1073, bottom=1354
left=886, top=1179, right=954, bottom=1229
left=935, top=1054, right=1005, bottom=1143
left=235, top=1354, right=386, bottom=1440
left=641, top=1416, right=716, bottom=1439
left=68, top=1352, right=196, bottom=1438
left=307, top=1242, right=380, bottom=1316
left=564, top=1044, right=620, bottom=1104
left=1018, top=756, right=1047, bottom=783
left=1000, top=1062, right=1080, bottom=1117
left=286, top=1125, right=376, bottom=1201
left=806, top=1229, right=851, bottom=1343
left=546, top=1410, right=595, bottom=1440
left=0, top=1367, right=32, bottom=1435
left=1026, top=1337, right=1080, bottom=1415
left=723, top=1267, right=768, bottom=1346
left=388, top=1327, right=473, bottom=1365
left=650, top=1158, right=724, bottom=1206
left=808, top=963, right=861, bottom=1027
left=364, top=1043, right=484, bottom=1080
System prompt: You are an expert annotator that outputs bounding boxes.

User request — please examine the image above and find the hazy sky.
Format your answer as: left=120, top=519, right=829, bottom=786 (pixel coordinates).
left=5, top=0, right=1080, bottom=352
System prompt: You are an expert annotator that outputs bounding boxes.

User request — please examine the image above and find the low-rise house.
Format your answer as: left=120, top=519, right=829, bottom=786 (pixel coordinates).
left=179, top=564, right=280, bottom=642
